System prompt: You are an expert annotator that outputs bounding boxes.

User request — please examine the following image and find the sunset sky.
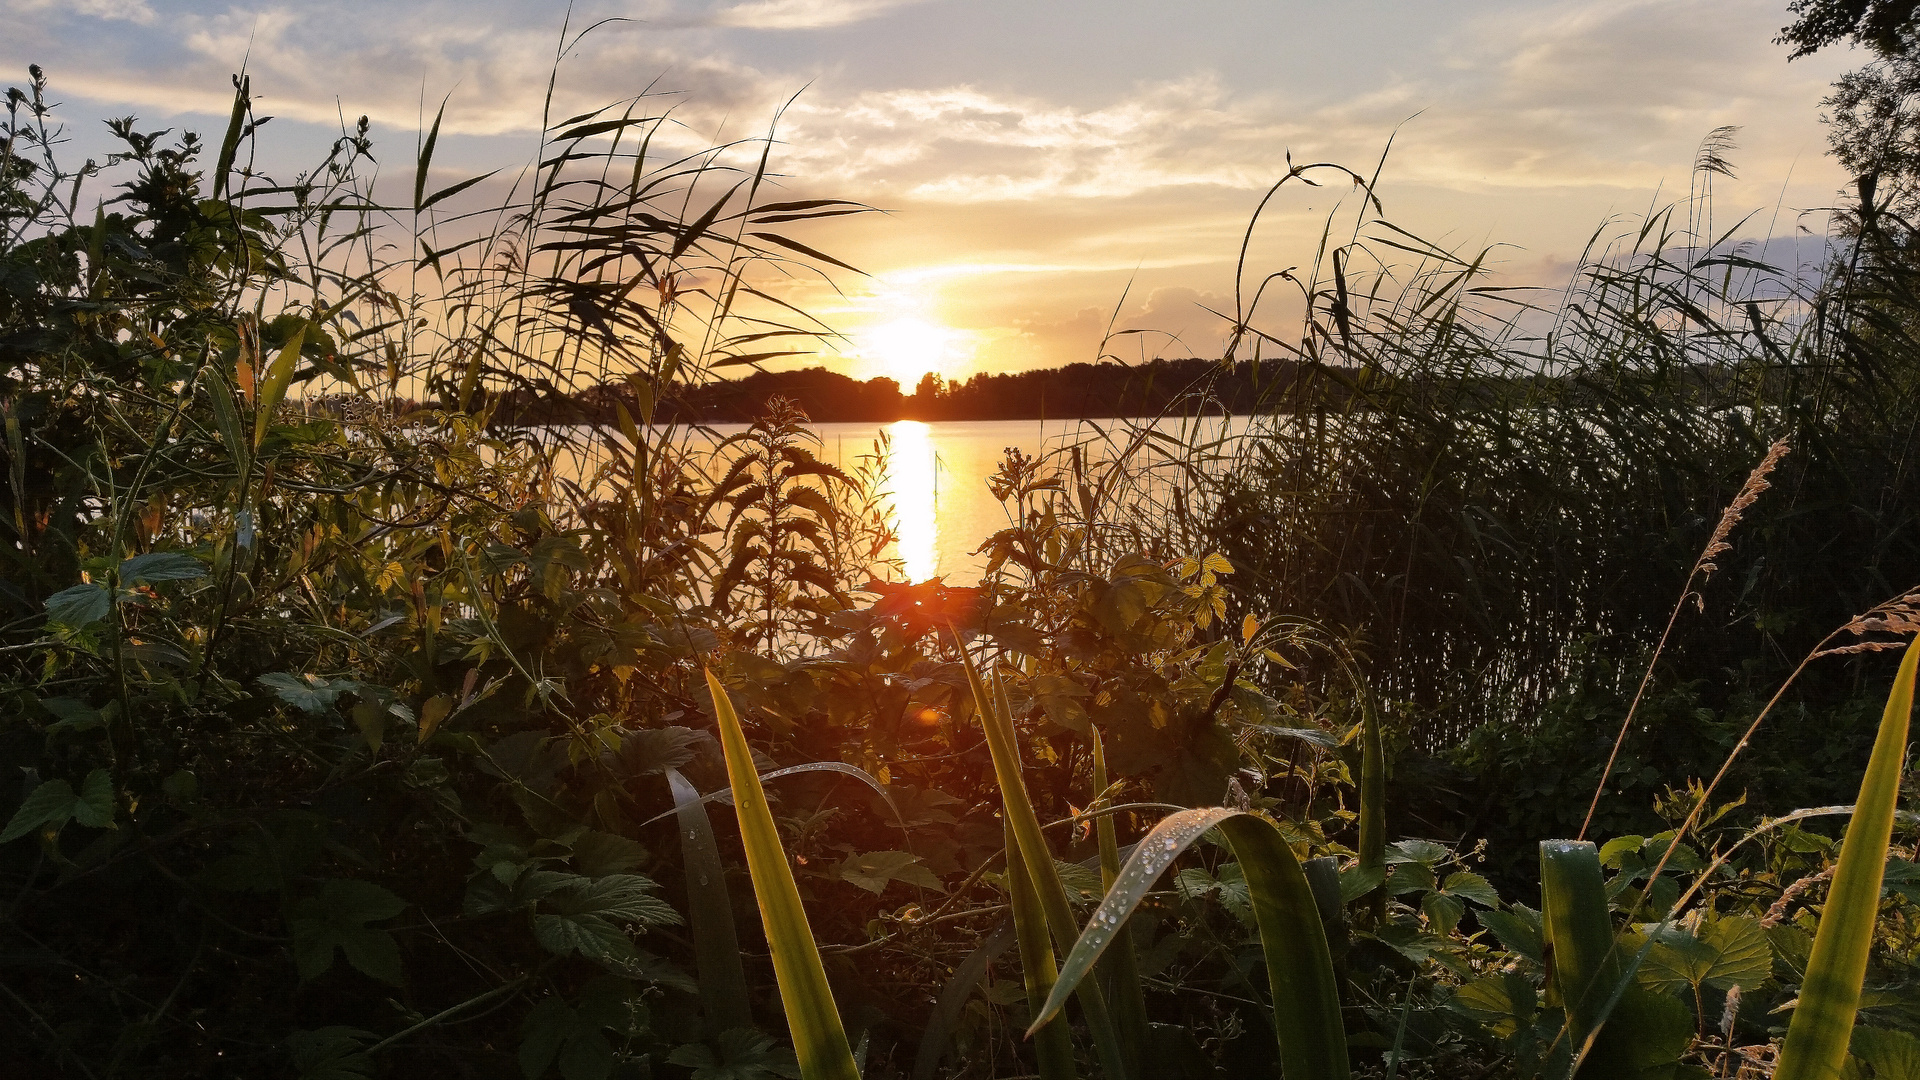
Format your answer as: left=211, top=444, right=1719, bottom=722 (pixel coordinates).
left=7, top=0, right=1864, bottom=385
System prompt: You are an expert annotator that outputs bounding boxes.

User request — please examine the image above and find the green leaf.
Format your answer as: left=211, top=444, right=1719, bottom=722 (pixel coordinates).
left=1004, top=815, right=1075, bottom=1080
left=0, top=769, right=113, bottom=844
left=616, top=726, right=710, bottom=775
left=960, top=653, right=1131, bottom=1080
left=837, top=850, right=943, bottom=895
left=1541, top=840, right=1682, bottom=1078
left=518, top=979, right=644, bottom=1077
left=41, top=698, right=106, bottom=734
left=259, top=672, right=355, bottom=714
left=1477, top=905, right=1545, bottom=965
left=253, top=322, right=307, bottom=450
left=705, top=670, right=859, bottom=1080
left=1422, top=890, right=1466, bottom=936
left=72, top=769, right=115, bottom=828
left=288, top=1026, right=375, bottom=1080
left=669, top=1029, right=805, bottom=1080
left=532, top=912, right=636, bottom=966
left=45, top=583, right=110, bottom=628
left=667, top=767, right=753, bottom=1034
left=0, top=779, right=77, bottom=843
left=1442, top=871, right=1500, bottom=908
left=1386, top=839, right=1449, bottom=866
left=1029, top=806, right=1348, bottom=1080
left=1636, top=916, right=1771, bottom=997
left=532, top=874, right=678, bottom=968
left=1779, top=638, right=1920, bottom=1080
left=572, top=832, right=647, bottom=878
left=287, top=879, right=406, bottom=985
left=118, top=551, right=207, bottom=583
left=1851, top=1027, right=1920, bottom=1080
left=1450, top=972, right=1537, bottom=1039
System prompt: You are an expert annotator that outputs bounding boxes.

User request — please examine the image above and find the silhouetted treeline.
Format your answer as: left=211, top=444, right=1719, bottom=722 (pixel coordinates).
left=492, top=356, right=1340, bottom=425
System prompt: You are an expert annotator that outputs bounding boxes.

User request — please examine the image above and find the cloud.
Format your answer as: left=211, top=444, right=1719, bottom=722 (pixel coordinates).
left=712, top=0, right=927, bottom=30
left=11, top=0, right=154, bottom=25
left=755, top=0, right=1851, bottom=212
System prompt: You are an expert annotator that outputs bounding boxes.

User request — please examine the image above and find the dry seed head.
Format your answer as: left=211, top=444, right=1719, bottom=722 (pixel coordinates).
left=1693, top=438, right=1791, bottom=582
left=1817, top=588, right=1920, bottom=657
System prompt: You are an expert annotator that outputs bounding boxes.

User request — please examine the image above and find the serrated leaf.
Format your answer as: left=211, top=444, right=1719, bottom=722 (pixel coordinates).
left=289, top=1026, right=376, bottom=1080
left=118, top=551, right=207, bottom=583
left=1423, top=890, right=1466, bottom=935
left=41, top=697, right=106, bottom=734
left=1637, top=916, right=1772, bottom=996
left=532, top=912, right=636, bottom=966
left=45, top=583, right=110, bottom=627
left=1386, top=839, right=1450, bottom=866
left=837, top=850, right=944, bottom=895
left=1477, top=904, right=1544, bottom=965
left=572, top=832, right=646, bottom=877
left=72, top=769, right=115, bottom=828
left=1442, top=871, right=1500, bottom=908
left=259, top=672, right=354, bottom=714
left=1852, top=1027, right=1920, bottom=1080
left=669, top=1029, right=804, bottom=1080
left=288, top=879, right=406, bottom=984
left=0, top=779, right=78, bottom=843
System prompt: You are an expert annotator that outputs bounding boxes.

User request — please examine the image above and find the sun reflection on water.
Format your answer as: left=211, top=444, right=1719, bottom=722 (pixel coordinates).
left=885, top=420, right=939, bottom=582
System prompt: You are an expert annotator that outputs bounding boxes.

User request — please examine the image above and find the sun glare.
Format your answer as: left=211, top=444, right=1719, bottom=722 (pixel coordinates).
left=885, top=420, right=939, bottom=582
left=860, top=316, right=965, bottom=387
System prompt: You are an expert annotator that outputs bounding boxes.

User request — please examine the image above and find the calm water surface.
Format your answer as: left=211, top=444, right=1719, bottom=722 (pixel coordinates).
left=796, top=417, right=1247, bottom=584
left=559, top=417, right=1248, bottom=585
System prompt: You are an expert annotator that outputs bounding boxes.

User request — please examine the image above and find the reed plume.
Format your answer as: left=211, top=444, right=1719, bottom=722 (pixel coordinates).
left=1578, top=438, right=1791, bottom=839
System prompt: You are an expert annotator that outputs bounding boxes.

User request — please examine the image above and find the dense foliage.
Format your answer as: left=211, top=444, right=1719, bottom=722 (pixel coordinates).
left=2, top=46, right=1918, bottom=1080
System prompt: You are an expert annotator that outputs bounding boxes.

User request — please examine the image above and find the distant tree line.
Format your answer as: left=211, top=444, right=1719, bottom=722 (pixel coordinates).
left=487, top=356, right=1354, bottom=425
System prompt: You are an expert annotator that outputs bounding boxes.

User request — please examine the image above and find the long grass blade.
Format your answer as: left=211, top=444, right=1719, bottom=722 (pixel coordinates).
left=955, top=643, right=1129, bottom=1080
left=1776, top=637, right=1920, bottom=1080
left=251, top=325, right=305, bottom=451
left=1029, top=807, right=1348, bottom=1079
left=910, top=921, right=1016, bottom=1080
left=704, top=669, right=859, bottom=1080
left=666, top=766, right=753, bottom=1034
left=1540, top=840, right=1641, bottom=1076
left=1007, top=817, right=1076, bottom=1080
left=1357, top=681, right=1387, bottom=923
left=1091, top=729, right=1150, bottom=1062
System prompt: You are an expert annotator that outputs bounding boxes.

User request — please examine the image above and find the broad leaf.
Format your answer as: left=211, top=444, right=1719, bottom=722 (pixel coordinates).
left=668, top=1029, right=803, bottom=1080
left=45, top=583, right=110, bottom=628
left=119, top=551, right=207, bottom=583
left=0, top=769, right=115, bottom=843
left=287, top=879, right=406, bottom=984
left=837, top=850, right=943, bottom=894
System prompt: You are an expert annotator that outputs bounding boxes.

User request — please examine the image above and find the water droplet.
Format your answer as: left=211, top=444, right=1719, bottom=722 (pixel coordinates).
left=1163, top=839, right=1178, bottom=851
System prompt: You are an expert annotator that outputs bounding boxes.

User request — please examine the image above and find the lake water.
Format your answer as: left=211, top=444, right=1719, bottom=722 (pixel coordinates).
left=550, top=416, right=1251, bottom=585
left=784, top=417, right=1249, bottom=584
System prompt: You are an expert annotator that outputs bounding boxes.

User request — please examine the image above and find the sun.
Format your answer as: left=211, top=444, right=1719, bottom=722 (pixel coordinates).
left=858, top=316, right=965, bottom=386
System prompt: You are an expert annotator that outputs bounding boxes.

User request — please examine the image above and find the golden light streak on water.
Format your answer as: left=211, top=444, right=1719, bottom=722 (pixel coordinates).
left=885, top=420, right=939, bottom=582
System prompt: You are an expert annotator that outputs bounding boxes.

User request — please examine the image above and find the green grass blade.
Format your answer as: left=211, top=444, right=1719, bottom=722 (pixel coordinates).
left=910, top=920, right=1016, bottom=1080
left=1007, top=817, right=1076, bottom=1080
left=666, top=766, right=754, bottom=1034
left=212, top=75, right=249, bottom=201
left=1091, top=729, right=1150, bottom=1062
left=1776, top=637, right=1919, bottom=1080
left=1357, top=685, right=1387, bottom=923
left=1029, top=807, right=1349, bottom=1079
left=955, top=644, right=1128, bottom=1080
left=1540, top=839, right=1639, bottom=1076
left=705, top=669, right=859, bottom=1080
left=251, top=325, right=305, bottom=451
